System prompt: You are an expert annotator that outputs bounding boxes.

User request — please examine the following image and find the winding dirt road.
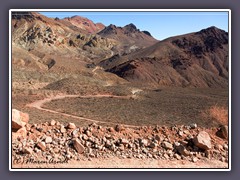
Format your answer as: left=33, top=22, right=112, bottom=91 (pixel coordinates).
left=26, top=94, right=139, bottom=128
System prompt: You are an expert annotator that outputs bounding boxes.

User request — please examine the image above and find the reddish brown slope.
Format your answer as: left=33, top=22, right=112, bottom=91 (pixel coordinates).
left=104, top=26, right=228, bottom=88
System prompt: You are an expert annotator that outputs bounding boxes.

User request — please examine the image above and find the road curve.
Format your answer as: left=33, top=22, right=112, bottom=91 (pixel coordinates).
left=26, top=94, right=139, bottom=128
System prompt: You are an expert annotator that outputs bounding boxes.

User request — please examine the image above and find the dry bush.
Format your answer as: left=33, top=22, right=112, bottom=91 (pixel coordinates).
left=202, top=105, right=228, bottom=126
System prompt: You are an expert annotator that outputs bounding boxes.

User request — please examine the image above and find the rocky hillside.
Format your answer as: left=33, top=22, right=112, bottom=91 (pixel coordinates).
left=11, top=12, right=228, bottom=88
left=11, top=12, right=158, bottom=71
left=98, top=23, right=158, bottom=55
left=101, top=26, right=228, bottom=88
left=12, top=12, right=119, bottom=70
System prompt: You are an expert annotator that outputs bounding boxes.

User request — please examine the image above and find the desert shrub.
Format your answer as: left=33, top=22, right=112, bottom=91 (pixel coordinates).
left=210, top=106, right=228, bottom=125
left=202, top=105, right=228, bottom=126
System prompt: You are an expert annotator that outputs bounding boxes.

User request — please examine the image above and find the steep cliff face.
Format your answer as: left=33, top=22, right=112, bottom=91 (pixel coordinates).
left=104, top=26, right=228, bottom=88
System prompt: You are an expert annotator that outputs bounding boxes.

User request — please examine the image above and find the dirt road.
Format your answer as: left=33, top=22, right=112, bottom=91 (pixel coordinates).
left=26, top=94, right=138, bottom=127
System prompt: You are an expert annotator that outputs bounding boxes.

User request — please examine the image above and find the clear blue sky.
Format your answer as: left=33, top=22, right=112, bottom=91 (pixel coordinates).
left=39, top=11, right=229, bottom=40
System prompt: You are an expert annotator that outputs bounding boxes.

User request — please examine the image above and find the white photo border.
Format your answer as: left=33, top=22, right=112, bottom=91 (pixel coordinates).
left=9, top=9, right=231, bottom=171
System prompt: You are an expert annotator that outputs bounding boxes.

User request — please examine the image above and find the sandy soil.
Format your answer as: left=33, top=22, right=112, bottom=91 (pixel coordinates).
left=12, top=157, right=228, bottom=169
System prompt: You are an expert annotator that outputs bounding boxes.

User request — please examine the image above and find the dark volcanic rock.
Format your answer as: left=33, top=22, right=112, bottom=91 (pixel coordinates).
left=142, top=31, right=152, bottom=37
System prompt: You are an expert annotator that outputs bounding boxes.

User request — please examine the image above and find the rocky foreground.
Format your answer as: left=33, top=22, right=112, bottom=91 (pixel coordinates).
left=12, top=109, right=228, bottom=168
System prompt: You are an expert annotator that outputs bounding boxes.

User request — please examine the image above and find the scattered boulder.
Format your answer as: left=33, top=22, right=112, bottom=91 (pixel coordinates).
left=154, top=134, right=161, bottom=142
left=12, top=127, right=27, bottom=140
left=140, top=139, right=149, bottom=147
left=23, top=147, right=33, bottom=154
left=82, top=134, right=88, bottom=141
left=20, top=112, right=29, bottom=124
left=192, top=157, right=198, bottom=163
left=12, top=109, right=29, bottom=130
left=162, top=141, right=173, bottom=150
left=45, top=136, right=52, bottom=144
left=174, top=153, right=181, bottom=160
left=50, top=119, right=56, bottom=126
left=72, top=138, right=85, bottom=154
left=105, top=140, right=112, bottom=148
left=178, top=131, right=184, bottom=137
left=37, top=142, right=46, bottom=151
left=190, top=123, right=197, bottom=129
left=60, top=125, right=66, bottom=133
left=176, top=144, right=190, bottom=156
left=193, top=131, right=212, bottom=150
left=115, top=124, right=124, bottom=132
left=108, top=127, right=115, bottom=132
left=163, top=153, right=169, bottom=159
left=216, top=125, right=228, bottom=139
left=85, top=130, right=92, bottom=137
left=72, top=128, right=79, bottom=137
left=121, top=138, right=129, bottom=145
left=149, top=142, right=157, bottom=148
left=67, top=123, right=76, bottom=129
left=223, top=144, right=228, bottom=150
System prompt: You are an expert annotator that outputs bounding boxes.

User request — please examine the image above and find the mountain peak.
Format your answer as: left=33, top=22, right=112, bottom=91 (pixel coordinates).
left=63, top=15, right=105, bottom=33
left=194, top=26, right=228, bottom=45
left=196, top=26, right=227, bottom=35
left=108, top=24, right=117, bottom=28
left=125, top=23, right=137, bottom=29
left=70, top=15, right=80, bottom=18
left=124, top=23, right=138, bottom=32
left=69, top=15, right=88, bottom=20
left=101, top=24, right=117, bottom=33
left=64, top=15, right=88, bottom=21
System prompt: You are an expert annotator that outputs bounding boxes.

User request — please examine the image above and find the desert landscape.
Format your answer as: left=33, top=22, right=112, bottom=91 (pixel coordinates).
left=11, top=11, right=229, bottom=169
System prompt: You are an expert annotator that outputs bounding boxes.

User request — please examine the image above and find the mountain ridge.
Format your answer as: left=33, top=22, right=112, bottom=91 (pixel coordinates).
left=101, top=26, right=228, bottom=88
left=11, top=12, right=228, bottom=88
